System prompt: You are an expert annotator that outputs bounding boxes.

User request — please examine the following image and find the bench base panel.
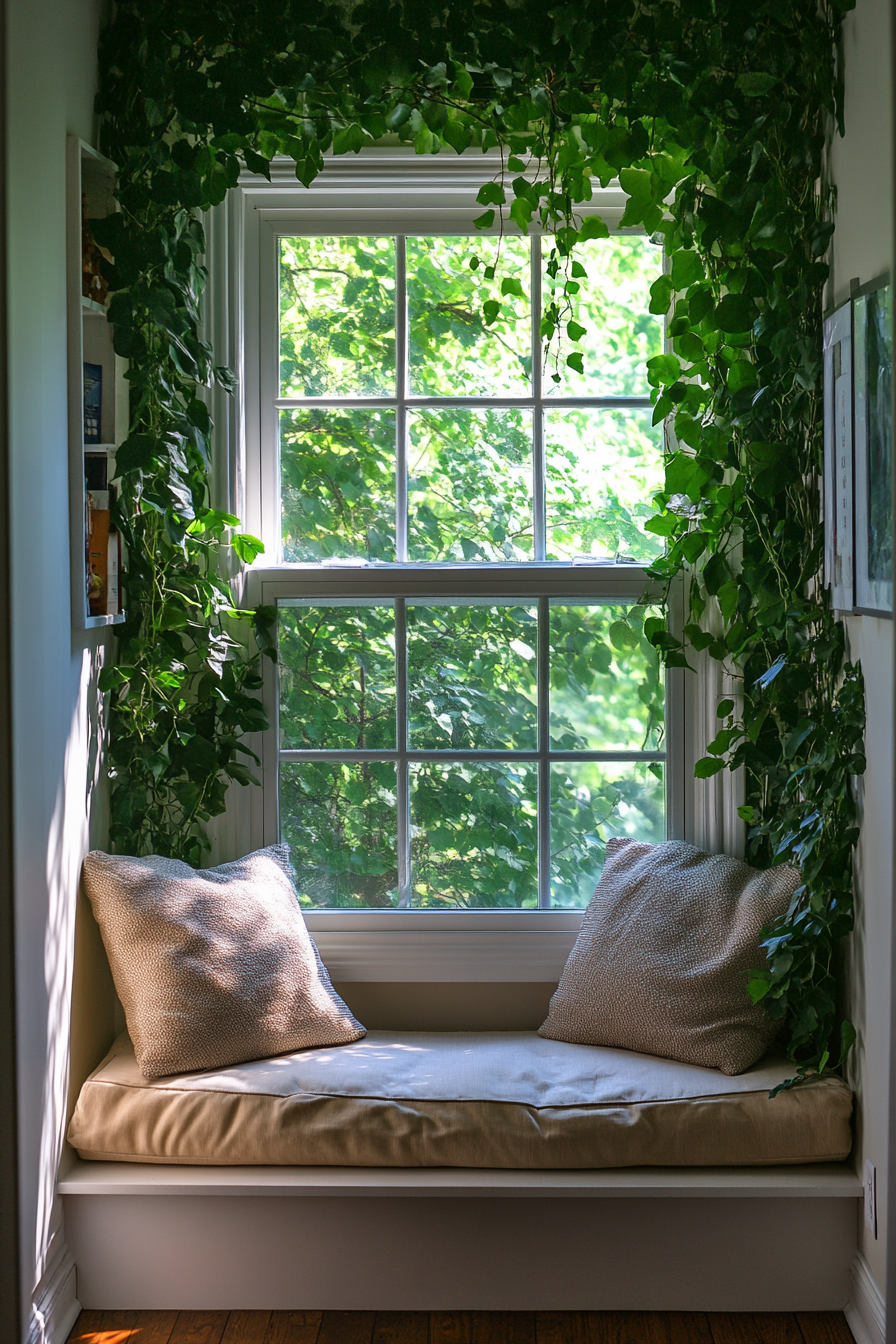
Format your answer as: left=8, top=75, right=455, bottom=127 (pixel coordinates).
left=63, top=1194, right=858, bottom=1311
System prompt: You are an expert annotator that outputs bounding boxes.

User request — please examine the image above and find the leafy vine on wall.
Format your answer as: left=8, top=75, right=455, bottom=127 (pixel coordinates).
left=95, top=0, right=863, bottom=1083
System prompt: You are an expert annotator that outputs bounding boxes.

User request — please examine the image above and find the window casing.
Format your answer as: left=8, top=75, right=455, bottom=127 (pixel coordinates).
left=231, top=154, right=697, bottom=949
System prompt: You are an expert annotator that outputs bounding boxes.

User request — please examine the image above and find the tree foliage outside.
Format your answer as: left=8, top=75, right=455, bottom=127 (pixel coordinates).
left=280, top=233, right=664, bottom=566
left=279, top=599, right=664, bottom=909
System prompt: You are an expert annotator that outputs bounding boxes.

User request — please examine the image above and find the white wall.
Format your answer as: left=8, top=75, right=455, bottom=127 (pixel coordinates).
left=6, top=0, right=111, bottom=1335
left=828, top=0, right=894, bottom=1305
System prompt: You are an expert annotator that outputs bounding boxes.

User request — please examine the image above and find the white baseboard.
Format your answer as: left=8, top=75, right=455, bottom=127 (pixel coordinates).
left=28, top=1244, right=81, bottom=1344
left=846, top=1252, right=885, bottom=1344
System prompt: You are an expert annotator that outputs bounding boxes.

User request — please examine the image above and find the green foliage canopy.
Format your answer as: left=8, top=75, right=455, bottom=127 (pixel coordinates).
left=96, top=0, right=862, bottom=1082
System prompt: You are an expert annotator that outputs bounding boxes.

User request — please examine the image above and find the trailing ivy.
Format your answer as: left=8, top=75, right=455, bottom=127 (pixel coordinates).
left=95, top=0, right=862, bottom=1080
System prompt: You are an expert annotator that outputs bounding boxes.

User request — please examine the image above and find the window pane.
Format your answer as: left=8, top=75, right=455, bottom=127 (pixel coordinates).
left=410, top=761, right=538, bottom=908
left=550, top=604, right=664, bottom=752
left=278, top=603, right=396, bottom=750
left=545, top=235, right=663, bottom=397
left=281, top=408, right=395, bottom=561
left=279, top=237, right=395, bottom=397
left=551, top=761, right=666, bottom=907
left=407, top=603, right=537, bottom=750
left=545, top=408, right=664, bottom=563
left=407, top=236, right=531, bottom=396
left=281, top=760, right=398, bottom=908
left=408, top=408, right=533, bottom=561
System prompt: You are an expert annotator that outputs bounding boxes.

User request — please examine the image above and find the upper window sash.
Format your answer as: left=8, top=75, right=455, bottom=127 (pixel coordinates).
left=238, top=154, right=656, bottom=559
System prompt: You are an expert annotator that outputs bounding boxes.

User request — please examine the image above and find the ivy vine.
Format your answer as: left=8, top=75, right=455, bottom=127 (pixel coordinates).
left=95, top=0, right=863, bottom=1083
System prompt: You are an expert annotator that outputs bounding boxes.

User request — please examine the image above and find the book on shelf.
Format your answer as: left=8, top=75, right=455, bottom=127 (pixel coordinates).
left=83, top=362, right=102, bottom=445
left=85, top=453, right=120, bottom=617
left=107, top=527, right=121, bottom=616
left=82, top=195, right=110, bottom=306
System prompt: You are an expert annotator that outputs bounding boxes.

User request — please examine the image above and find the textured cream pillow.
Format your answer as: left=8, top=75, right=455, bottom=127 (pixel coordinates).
left=81, top=844, right=365, bottom=1078
left=539, top=838, right=800, bottom=1075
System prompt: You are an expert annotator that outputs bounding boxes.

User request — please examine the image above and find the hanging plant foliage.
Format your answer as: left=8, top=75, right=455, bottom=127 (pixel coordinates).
left=95, top=0, right=863, bottom=1083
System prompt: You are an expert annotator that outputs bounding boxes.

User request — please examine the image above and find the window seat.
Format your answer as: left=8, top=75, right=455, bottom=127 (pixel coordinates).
left=67, top=1029, right=852, bottom=1169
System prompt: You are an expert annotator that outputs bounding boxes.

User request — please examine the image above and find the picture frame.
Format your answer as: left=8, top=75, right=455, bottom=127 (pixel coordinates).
left=823, top=298, right=854, bottom=612
left=853, top=273, right=893, bottom=616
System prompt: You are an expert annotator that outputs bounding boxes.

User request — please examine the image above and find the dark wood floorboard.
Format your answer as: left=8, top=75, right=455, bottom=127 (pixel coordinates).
left=653, top=1316, right=715, bottom=1344
left=708, top=1316, right=763, bottom=1344
left=751, top=1316, right=804, bottom=1344
left=265, top=1312, right=325, bottom=1344
left=585, top=1313, right=659, bottom=1344
left=535, top=1311, right=589, bottom=1344
left=168, top=1313, right=230, bottom=1344
left=221, top=1314, right=272, bottom=1344
left=373, top=1313, right=429, bottom=1344
left=316, top=1312, right=377, bottom=1344
left=66, top=1311, right=856, bottom=1344
left=794, top=1317, right=856, bottom=1344
left=69, top=1311, right=180, bottom=1344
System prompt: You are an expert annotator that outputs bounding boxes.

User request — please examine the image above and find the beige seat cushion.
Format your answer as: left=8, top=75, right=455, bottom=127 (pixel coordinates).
left=81, top=844, right=365, bottom=1078
left=539, top=838, right=801, bottom=1074
left=68, top=1029, right=852, bottom=1168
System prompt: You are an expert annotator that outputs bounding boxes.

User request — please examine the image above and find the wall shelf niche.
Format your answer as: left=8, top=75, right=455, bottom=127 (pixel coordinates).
left=67, top=136, right=128, bottom=630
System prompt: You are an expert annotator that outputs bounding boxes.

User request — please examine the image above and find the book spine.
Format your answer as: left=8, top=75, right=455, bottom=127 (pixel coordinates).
left=107, top=527, right=120, bottom=615
left=87, top=488, right=109, bottom=616
left=83, top=362, right=103, bottom=445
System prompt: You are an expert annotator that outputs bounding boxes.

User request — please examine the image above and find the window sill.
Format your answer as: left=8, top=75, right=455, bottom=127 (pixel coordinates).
left=59, top=1157, right=862, bottom=1199
left=304, top=910, right=584, bottom=982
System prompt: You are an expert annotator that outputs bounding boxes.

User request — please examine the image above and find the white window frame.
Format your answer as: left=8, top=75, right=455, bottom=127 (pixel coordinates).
left=207, top=150, right=735, bottom=980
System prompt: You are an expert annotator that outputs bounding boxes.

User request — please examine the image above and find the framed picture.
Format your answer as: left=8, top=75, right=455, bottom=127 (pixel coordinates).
left=854, top=274, right=893, bottom=616
left=823, top=298, right=854, bottom=611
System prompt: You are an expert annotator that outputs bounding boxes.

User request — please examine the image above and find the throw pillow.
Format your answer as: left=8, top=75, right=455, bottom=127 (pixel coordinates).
left=81, top=843, right=365, bottom=1077
left=538, top=837, right=800, bottom=1074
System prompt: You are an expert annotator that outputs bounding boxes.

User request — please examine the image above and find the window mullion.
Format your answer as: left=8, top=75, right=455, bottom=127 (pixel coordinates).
left=532, top=235, right=546, bottom=564
left=396, top=595, right=410, bottom=907
left=396, top=236, right=409, bottom=564
left=537, top=593, right=551, bottom=909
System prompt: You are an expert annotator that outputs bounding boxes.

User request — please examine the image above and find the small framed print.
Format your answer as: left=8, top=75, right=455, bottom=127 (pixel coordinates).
left=823, top=299, right=854, bottom=611
left=854, top=274, right=893, bottom=616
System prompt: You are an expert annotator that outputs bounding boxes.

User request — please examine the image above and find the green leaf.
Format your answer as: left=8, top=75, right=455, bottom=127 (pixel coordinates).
left=442, top=118, right=472, bottom=154
left=714, top=294, right=757, bottom=333
left=717, top=580, right=740, bottom=622
left=231, top=532, right=265, bottom=563
left=333, top=122, right=366, bottom=155
left=609, top=620, right=638, bottom=650
left=694, top=757, right=726, bottom=778
left=703, top=552, right=729, bottom=596
left=736, top=72, right=779, bottom=97
left=386, top=103, right=412, bottom=131
left=727, top=359, right=758, bottom=394
left=670, top=250, right=703, bottom=289
left=477, top=181, right=506, bottom=206
left=649, top=274, right=674, bottom=315
left=509, top=197, right=533, bottom=231
left=578, top=215, right=609, bottom=242
left=452, top=64, right=474, bottom=99
left=243, top=148, right=271, bottom=180
left=646, top=353, right=682, bottom=386
left=473, top=209, right=496, bottom=229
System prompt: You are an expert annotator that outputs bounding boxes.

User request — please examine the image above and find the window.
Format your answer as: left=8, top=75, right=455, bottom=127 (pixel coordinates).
left=240, top=160, right=685, bottom=917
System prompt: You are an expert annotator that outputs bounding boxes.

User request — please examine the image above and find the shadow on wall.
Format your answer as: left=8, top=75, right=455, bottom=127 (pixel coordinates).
left=34, top=639, right=111, bottom=1300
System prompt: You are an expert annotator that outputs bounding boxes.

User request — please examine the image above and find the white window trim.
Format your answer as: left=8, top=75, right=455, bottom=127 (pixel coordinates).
left=203, top=150, right=741, bottom=979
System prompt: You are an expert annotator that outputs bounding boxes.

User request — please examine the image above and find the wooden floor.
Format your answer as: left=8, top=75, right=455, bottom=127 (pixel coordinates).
left=67, top=1310, right=856, bottom=1344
